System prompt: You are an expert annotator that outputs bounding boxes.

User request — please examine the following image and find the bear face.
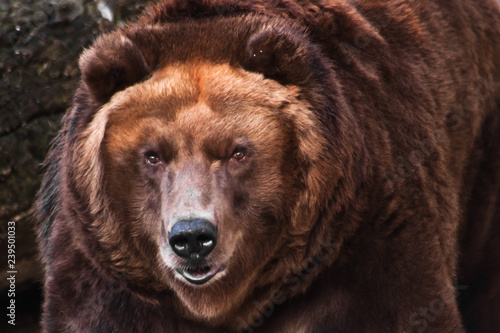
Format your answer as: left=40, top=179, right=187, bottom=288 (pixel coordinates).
left=94, top=62, right=310, bottom=319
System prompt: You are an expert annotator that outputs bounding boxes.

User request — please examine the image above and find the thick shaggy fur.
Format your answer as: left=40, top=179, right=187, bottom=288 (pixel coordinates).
left=36, top=0, right=500, bottom=332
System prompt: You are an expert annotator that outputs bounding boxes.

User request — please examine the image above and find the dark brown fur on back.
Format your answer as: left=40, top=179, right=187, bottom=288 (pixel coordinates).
left=36, top=0, right=500, bottom=332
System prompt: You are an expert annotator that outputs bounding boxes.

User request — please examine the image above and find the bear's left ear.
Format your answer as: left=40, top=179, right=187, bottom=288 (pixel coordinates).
left=242, top=25, right=315, bottom=85
left=79, top=32, right=151, bottom=104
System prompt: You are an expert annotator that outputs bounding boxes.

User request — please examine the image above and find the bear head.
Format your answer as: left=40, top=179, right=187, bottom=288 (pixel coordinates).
left=66, top=15, right=366, bottom=325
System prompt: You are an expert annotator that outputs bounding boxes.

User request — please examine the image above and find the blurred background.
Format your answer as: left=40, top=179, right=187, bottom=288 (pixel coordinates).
left=0, top=1, right=150, bottom=331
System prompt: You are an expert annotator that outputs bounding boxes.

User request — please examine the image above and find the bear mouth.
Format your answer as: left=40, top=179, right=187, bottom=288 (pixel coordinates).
left=176, top=263, right=226, bottom=285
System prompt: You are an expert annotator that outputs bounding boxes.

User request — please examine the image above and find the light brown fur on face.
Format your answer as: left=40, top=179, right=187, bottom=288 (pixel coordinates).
left=95, top=62, right=329, bottom=322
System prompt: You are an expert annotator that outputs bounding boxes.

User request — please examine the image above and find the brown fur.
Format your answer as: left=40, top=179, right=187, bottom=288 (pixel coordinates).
left=36, top=0, right=500, bottom=332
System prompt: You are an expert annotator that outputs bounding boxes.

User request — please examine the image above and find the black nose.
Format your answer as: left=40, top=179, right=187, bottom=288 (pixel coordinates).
left=168, top=219, right=218, bottom=260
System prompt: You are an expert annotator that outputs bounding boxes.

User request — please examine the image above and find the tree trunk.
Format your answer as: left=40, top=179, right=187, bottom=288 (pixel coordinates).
left=0, top=1, right=149, bottom=331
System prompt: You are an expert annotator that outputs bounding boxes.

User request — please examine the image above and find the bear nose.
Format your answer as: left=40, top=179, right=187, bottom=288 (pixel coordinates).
left=168, top=219, right=218, bottom=260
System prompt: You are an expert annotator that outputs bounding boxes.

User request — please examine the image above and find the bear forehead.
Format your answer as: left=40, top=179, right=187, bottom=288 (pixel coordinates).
left=106, top=62, right=294, bottom=123
left=102, top=62, right=296, bottom=151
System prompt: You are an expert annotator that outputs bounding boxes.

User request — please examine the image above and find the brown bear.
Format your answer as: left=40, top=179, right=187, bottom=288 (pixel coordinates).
left=36, top=0, right=500, bottom=332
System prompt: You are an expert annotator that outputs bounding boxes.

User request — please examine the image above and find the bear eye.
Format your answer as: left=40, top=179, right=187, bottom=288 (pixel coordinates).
left=231, top=148, right=246, bottom=162
left=145, top=152, right=161, bottom=166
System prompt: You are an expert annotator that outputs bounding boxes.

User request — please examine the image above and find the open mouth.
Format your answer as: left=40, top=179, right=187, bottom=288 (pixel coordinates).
left=176, top=263, right=226, bottom=285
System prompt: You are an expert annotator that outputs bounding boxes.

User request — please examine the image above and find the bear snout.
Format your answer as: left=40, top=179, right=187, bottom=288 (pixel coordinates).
left=168, top=219, right=218, bottom=261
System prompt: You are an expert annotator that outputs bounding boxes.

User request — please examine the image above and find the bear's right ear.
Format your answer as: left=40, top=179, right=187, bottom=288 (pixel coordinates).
left=242, top=24, right=315, bottom=86
left=79, top=32, right=151, bottom=104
